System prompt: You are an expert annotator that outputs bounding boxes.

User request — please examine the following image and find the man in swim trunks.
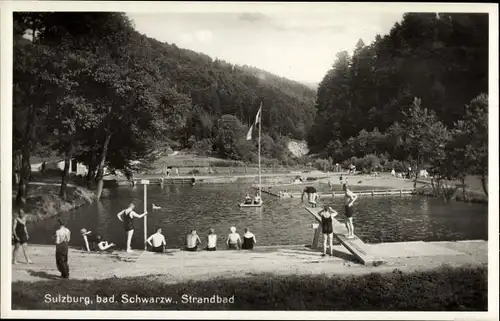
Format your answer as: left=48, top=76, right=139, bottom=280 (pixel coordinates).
left=343, top=184, right=358, bottom=238
left=318, top=206, right=338, bottom=257
left=301, top=186, right=319, bottom=208
left=186, top=230, right=201, bottom=252
left=117, top=203, right=147, bottom=252
left=206, top=228, right=217, bottom=251
left=226, top=226, right=241, bottom=249
left=54, top=218, right=71, bottom=278
left=147, top=227, right=166, bottom=253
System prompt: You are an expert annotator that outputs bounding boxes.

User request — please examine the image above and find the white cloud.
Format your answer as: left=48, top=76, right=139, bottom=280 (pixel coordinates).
left=195, top=29, right=214, bottom=43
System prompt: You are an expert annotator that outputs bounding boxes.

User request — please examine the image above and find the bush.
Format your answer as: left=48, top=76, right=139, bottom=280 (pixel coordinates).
left=187, top=169, right=200, bottom=175
left=191, top=139, right=213, bottom=156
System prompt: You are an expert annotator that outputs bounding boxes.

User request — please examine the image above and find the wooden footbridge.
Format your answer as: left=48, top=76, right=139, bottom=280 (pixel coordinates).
left=305, top=207, right=385, bottom=266
left=259, top=188, right=415, bottom=198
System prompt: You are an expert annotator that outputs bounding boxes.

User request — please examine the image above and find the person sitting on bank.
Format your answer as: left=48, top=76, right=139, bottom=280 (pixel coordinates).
left=242, top=228, right=257, bottom=250
left=226, top=226, right=241, bottom=249
left=147, top=227, right=166, bottom=253
left=80, top=228, right=99, bottom=252
left=253, top=193, right=262, bottom=204
left=206, top=228, right=217, bottom=251
left=186, top=230, right=201, bottom=252
left=244, top=194, right=253, bottom=204
left=96, top=235, right=116, bottom=251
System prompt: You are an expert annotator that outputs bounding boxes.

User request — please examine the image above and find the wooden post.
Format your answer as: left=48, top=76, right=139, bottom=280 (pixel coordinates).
left=400, top=189, right=402, bottom=197
left=141, top=179, right=150, bottom=250
left=311, top=223, right=321, bottom=249
left=371, top=191, right=374, bottom=197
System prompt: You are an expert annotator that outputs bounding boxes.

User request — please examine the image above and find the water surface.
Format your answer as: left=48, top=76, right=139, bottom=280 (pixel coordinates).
left=27, top=184, right=488, bottom=250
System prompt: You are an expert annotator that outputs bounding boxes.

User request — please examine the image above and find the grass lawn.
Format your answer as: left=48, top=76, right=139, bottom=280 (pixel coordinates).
left=12, top=265, right=487, bottom=310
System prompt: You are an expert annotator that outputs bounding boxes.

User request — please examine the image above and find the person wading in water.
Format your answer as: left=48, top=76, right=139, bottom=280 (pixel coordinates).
left=117, top=203, right=147, bottom=252
left=343, top=184, right=358, bottom=238
left=318, top=206, right=338, bottom=257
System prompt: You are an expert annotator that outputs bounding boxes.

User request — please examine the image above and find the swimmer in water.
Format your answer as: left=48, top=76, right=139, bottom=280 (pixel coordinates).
left=343, top=184, right=358, bottom=238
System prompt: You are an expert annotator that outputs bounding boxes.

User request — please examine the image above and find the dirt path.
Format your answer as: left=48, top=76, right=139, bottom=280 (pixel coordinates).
left=11, top=241, right=487, bottom=283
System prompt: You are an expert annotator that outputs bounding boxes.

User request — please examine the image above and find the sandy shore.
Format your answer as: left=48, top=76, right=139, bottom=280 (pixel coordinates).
left=11, top=240, right=487, bottom=284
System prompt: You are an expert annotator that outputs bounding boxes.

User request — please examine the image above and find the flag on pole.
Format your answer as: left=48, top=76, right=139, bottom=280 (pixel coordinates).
left=246, top=124, right=254, bottom=140
left=246, top=102, right=262, bottom=140
left=254, top=103, right=262, bottom=125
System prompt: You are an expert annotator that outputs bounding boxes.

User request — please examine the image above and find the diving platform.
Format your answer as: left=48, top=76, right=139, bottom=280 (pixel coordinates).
left=305, top=207, right=385, bottom=266
left=259, top=188, right=415, bottom=198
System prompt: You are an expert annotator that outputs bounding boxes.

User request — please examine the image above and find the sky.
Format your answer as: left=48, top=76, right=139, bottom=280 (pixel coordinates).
left=127, top=8, right=404, bottom=85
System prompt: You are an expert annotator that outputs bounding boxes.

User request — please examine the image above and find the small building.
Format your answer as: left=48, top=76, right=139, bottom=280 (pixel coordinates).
left=30, top=156, right=88, bottom=176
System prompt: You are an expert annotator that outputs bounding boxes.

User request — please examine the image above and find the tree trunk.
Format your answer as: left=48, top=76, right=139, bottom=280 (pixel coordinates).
left=95, top=133, right=112, bottom=200
left=413, top=156, right=419, bottom=189
left=59, top=148, right=72, bottom=200
left=481, top=172, right=488, bottom=197
left=86, top=149, right=98, bottom=188
left=461, top=175, right=467, bottom=201
left=15, top=105, right=36, bottom=207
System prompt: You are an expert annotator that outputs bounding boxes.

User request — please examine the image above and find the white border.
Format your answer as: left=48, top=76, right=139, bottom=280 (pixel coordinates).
left=1, top=2, right=498, bottom=320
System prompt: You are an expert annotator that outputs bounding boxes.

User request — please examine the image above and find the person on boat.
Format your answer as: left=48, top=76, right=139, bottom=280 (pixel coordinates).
left=343, top=184, right=358, bottom=239
left=12, top=208, right=32, bottom=264
left=54, top=218, right=71, bottom=279
left=117, top=203, right=147, bottom=252
left=318, top=206, right=338, bottom=257
left=301, top=186, right=319, bottom=208
left=226, top=226, right=241, bottom=249
left=96, top=235, right=116, bottom=251
left=206, top=228, right=217, bottom=251
left=253, top=192, right=262, bottom=204
left=244, top=194, right=253, bottom=204
left=80, top=228, right=100, bottom=252
left=241, top=228, right=257, bottom=250
left=147, top=227, right=166, bottom=253
left=186, top=230, right=201, bottom=252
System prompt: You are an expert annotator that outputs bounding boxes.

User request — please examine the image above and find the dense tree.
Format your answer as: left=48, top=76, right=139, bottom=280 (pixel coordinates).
left=308, top=13, right=488, bottom=157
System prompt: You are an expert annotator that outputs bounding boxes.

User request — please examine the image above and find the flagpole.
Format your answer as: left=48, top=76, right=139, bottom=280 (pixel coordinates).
left=258, top=102, right=262, bottom=194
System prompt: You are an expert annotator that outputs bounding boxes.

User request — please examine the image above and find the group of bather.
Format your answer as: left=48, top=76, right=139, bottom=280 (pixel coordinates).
left=243, top=192, right=262, bottom=205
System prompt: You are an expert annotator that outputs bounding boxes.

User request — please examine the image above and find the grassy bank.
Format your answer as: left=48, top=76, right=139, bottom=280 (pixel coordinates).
left=12, top=265, right=487, bottom=310
left=12, top=184, right=95, bottom=222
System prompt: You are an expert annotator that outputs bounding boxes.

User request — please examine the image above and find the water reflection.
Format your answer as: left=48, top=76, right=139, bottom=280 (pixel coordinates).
left=27, top=184, right=488, bottom=250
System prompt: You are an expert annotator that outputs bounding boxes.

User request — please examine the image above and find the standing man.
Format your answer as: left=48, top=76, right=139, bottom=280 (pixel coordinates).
left=146, top=227, right=166, bottom=253
left=343, top=184, right=358, bottom=239
left=301, top=186, right=319, bottom=208
left=117, top=203, right=148, bottom=252
left=54, top=218, right=71, bottom=279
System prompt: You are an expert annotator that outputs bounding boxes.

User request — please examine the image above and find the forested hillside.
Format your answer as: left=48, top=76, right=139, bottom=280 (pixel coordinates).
left=308, top=13, right=488, bottom=155
left=306, top=12, right=488, bottom=196
left=12, top=12, right=315, bottom=203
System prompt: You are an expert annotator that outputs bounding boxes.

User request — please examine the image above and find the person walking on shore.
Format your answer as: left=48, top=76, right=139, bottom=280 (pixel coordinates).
left=318, top=206, right=338, bottom=257
left=54, top=218, right=71, bottom=278
left=343, top=184, right=358, bottom=238
left=117, top=203, right=147, bottom=252
left=12, top=209, right=32, bottom=264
